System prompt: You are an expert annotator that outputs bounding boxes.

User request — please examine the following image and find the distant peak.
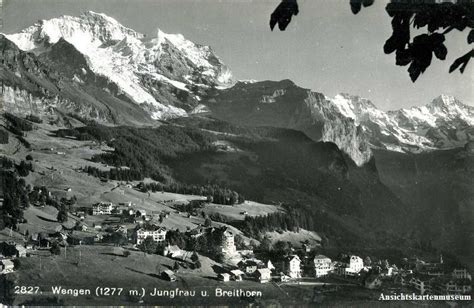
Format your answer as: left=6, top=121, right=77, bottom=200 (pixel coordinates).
left=428, top=94, right=463, bottom=109
left=335, top=93, right=377, bottom=109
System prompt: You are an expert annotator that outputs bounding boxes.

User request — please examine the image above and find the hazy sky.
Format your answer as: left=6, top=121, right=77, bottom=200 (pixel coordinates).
left=2, top=0, right=473, bottom=110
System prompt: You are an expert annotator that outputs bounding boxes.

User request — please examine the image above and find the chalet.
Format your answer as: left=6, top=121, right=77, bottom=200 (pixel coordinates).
left=313, top=255, right=332, bottom=278
left=219, top=273, right=231, bottom=282
left=14, top=245, right=27, bottom=258
left=444, top=279, right=472, bottom=295
left=267, top=260, right=275, bottom=271
left=337, top=255, right=364, bottom=276
left=161, top=270, right=177, bottom=281
left=286, top=255, right=302, bottom=279
left=92, top=202, right=114, bottom=215
left=0, top=259, right=14, bottom=274
left=453, top=268, right=471, bottom=280
left=221, top=229, right=236, bottom=255
left=409, top=276, right=433, bottom=295
left=256, top=268, right=271, bottom=283
left=164, top=245, right=183, bottom=259
left=239, top=260, right=259, bottom=274
left=136, top=225, right=167, bottom=245
left=230, top=269, right=245, bottom=281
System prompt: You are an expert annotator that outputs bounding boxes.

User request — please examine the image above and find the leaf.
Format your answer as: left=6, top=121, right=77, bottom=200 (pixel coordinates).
left=362, top=0, right=374, bottom=8
left=449, top=50, right=474, bottom=74
left=433, top=44, right=447, bottom=60
left=408, top=62, right=421, bottom=82
left=396, top=49, right=412, bottom=66
left=468, top=30, right=474, bottom=44
left=384, top=36, right=399, bottom=54
left=350, top=0, right=362, bottom=14
left=269, top=0, right=299, bottom=31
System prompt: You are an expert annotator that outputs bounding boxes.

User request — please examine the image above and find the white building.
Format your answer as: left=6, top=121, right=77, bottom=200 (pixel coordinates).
left=344, top=255, right=364, bottom=275
left=446, top=280, right=472, bottom=295
left=0, top=259, right=14, bottom=274
left=221, top=229, right=236, bottom=255
left=256, top=268, right=272, bottom=283
left=92, top=202, right=114, bottom=215
left=136, top=226, right=167, bottom=245
left=313, top=255, right=332, bottom=278
left=410, top=277, right=432, bottom=295
left=286, top=255, right=302, bottom=279
left=452, top=268, right=471, bottom=280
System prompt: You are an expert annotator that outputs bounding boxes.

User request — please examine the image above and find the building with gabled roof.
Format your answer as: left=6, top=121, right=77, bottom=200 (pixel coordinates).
left=0, top=259, right=15, bottom=274
left=313, top=255, right=332, bottom=278
left=136, top=225, right=167, bottom=245
left=256, top=268, right=271, bottom=283
left=286, top=255, right=302, bottom=279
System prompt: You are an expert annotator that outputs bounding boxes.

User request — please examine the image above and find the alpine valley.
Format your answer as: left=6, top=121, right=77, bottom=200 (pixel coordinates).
left=0, top=12, right=473, bottom=304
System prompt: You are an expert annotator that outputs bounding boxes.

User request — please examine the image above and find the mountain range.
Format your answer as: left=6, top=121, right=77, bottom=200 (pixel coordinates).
left=1, top=11, right=472, bottom=165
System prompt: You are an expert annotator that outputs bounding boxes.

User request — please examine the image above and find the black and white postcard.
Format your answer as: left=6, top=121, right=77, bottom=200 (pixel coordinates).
left=0, top=0, right=473, bottom=306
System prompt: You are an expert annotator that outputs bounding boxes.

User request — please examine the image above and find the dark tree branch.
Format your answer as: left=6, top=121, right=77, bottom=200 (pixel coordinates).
left=269, top=0, right=474, bottom=82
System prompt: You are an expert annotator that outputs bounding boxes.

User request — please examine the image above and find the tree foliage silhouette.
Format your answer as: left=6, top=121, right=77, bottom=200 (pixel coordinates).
left=270, top=0, right=299, bottom=31
left=270, top=0, right=474, bottom=81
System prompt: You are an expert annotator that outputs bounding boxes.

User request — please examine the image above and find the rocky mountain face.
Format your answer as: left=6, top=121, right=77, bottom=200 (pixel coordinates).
left=204, top=80, right=372, bottom=166
left=1, top=12, right=472, bottom=166
left=205, top=80, right=472, bottom=165
left=1, top=11, right=232, bottom=122
left=331, top=93, right=474, bottom=153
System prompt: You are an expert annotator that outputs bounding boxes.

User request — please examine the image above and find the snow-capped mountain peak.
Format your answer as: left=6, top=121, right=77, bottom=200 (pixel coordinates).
left=5, top=11, right=143, bottom=53
left=327, top=93, right=473, bottom=153
left=2, top=12, right=232, bottom=120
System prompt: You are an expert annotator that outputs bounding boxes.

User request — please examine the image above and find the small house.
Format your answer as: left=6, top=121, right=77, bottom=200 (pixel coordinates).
left=452, top=269, right=471, bottom=280
left=280, top=273, right=291, bottom=282
left=14, top=245, right=27, bottom=258
left=94, top=233, right=105, bottom=242
left=239, top=260, right=258, bottom=274
left=230, top=269, right=245, bottom=281
left=164, top=245, right=184, bottom=259
left=219, top=273, right=231, bottom=282
left=0, top=259, right=15, bottom=273
left=162, top=270, right=177, bottom=281
left=256, top=268, right=271, bottom=283
left=92, top=202, right=114, bottom=215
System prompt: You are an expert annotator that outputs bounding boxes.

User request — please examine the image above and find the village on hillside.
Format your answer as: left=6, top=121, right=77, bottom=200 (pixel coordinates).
left=0, top=116, right=472, bottom=305
left=1, top=179, right=472, bottom=304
